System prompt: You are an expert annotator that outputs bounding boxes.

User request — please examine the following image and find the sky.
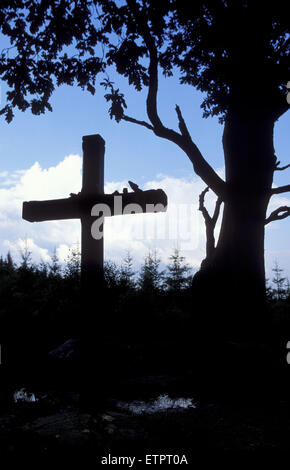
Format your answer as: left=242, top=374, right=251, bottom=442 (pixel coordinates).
left=0, top=56, right=289, bottom=280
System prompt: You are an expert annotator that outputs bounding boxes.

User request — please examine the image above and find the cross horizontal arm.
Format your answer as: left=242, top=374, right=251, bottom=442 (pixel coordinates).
left=22, top=189, right=167, bottom=223
left=23, top=197, right=80, bottom=222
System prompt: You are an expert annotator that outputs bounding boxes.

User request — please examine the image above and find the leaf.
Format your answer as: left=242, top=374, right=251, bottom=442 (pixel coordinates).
left=5, top=106, right=14, bottom=123
left=87, top=83, right=95, bottom=95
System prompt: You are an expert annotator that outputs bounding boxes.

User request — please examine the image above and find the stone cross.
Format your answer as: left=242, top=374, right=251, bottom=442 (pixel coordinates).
left=22, top=134, right=167, bottom=296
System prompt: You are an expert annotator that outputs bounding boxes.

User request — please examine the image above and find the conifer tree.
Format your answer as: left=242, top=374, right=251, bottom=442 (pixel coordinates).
left=138, top=250, right=163, bottom=293
left=272, top=261, right=286, bottom=301
left=104, top=260, right=120, bottom=289
left=64, top=244, right=81, bottom=280
left=164, top=248, right=192, bottom=291
left=120, top=251, right=136, bottom=290
left=49, top=248, right=62, bottom=278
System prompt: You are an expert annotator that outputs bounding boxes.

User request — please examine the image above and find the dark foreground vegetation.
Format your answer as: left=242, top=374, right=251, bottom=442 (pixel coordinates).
left=0, top=249, right=290, bottom=463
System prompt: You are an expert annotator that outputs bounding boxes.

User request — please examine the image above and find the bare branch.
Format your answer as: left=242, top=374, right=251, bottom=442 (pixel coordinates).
left=275, top=163, right=290, bottom=172
left=212, top=197, right=223, bottom=225
left=198, top=187, right=223, bottom=262
left=273, top=154, right=290, bottom=171
left=175, top=105, right=191, bottom=140
left=265, top=206, right=290, bottom=225
left=271, top=184, right=290, bottom=195
left=122, top=114, right=154, bottom=131
left=141, top=31, right=226, bottom=198
left=199, top=187, right=211, bottom=223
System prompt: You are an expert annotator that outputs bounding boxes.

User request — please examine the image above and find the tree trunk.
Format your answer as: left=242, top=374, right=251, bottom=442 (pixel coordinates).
left=193, top=112, right=275, bottom=337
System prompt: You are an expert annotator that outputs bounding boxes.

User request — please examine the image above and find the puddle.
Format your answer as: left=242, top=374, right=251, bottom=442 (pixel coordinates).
left=13, top=388, right=38, bottom=403
left=117, top=394, right=196, bottom=415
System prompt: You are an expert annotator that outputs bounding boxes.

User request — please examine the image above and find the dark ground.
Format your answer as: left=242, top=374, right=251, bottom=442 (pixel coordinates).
left=1, top=336, right=290, bottom=466
left=1, top=262, right=290, bottom=465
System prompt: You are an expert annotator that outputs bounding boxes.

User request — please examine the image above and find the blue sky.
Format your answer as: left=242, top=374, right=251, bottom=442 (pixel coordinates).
left=0, top=63, right=289, bottom=280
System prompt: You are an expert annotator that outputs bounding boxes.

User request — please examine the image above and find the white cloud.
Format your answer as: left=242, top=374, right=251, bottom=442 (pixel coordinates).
left=0, top=155, right=211, bottom=268
left=0, top=155, right=82, bottom=264
left=0, top=156, right=290, bottom=279
left=4, top=237, right=51, bottom=263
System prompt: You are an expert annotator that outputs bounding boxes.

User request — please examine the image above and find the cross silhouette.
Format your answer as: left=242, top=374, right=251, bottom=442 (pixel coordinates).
left=22, top=134, right=167, bottom=294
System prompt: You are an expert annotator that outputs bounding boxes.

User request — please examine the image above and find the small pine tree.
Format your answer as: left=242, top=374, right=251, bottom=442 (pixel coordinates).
left=49, top=248, right=62, bottom=278
left=64, top=244, right=81, bottom=280
left=6, top=251, right=14, bottom=271
left=138, top=250, right=164, bottom=293
left=164, top=248, right=192, bottom=291
left=285, top=278, right=290, bottom=299
left=104, top=260, right=120, bottom=289
left=19, top=241, right=33, bottom=271
left=38, top=260, right=49, bottom=277
left=272, top=261, right=286, bottom=301
left=120, top=251, right=136, bottom=290
left=265, top=277, right=273, bottom=301
left=0, top=252, right=15, bottom=276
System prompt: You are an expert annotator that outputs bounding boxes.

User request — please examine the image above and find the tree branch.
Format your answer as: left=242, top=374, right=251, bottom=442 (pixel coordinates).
left=265, top=206, right=290, bottom=225
left=175, top=104, right=191, bottom=140
left=273, top=154, right=290, bottom=171
left=212, top=196, right=223, bottom=225
left=141, top=31, right=226, bottom=198
left=271, top=185, right=290, bottom=195
left=275, top=163, right=290, bottom=171
left=199, top=187, right=211, bottom=224
left=122, top=114, right=154, bottom=130
left=199, top=187, right=222, bottom=262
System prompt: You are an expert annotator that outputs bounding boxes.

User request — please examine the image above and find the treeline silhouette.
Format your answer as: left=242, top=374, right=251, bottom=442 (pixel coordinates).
left=0, top=247, right=193, bottom=371
left=0, top=246, right=289, bottom=382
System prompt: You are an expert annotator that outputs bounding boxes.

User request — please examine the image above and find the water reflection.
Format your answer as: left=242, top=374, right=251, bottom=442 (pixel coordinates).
left=117, top=394, right=196, bottom=415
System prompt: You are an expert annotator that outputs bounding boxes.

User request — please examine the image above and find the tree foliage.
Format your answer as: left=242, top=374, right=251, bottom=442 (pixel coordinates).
left=164, top=248, right=192, bottom=291
left=271, top=261, right=287, bottom=301
left=0, top=0, right=105, bottom=122
left=138, top=250, right=164, bottom=293
left=1, top=1, right=288, bottom=123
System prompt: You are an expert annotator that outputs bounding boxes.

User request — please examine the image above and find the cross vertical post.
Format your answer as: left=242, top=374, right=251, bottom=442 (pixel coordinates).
left=81, top=134, right=105, bottom=303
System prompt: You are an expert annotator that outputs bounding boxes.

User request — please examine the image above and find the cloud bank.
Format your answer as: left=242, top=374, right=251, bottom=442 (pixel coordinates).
left=0, top=155, right=289, bottom=277
left=0, top=155, right=213, bottom=269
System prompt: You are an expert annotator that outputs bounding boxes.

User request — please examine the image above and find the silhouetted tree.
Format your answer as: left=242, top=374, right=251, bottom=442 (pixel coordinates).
left=6, top=251, right=14, bottom=271
left=49, top=248, right=62, bottom=279
left=265, top=277, right=273, bottom=302
left=119, top=251, right=136, bottom=290
left=64, top=244, right=81, bottom=280
left=272, top=261, right=287, bottom=301
left=285, top=279, right=290, bottom=299
left=104, top=260, right=120, bottom=289
left=0, top=252, right=15, bottom=277
left=19, top=241, right=33, bottom=270
left=138, top=250, right=164, bottom=293
left=164, top=248, right=192, bottom=291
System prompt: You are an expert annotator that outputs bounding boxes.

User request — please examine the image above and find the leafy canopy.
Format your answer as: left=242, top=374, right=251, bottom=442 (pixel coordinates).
left=0, top=0, right=289, bottom=123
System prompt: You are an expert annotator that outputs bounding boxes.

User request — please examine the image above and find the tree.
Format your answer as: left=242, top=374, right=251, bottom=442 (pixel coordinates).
left=104, top=259, right=120, bottom=289
left=49, top=248, right=62, bottom=279
left=1, top=1, right=289, bottom=323
left=272, top=261, right=287, bottom=301
left=138, top=250, right=164, bottom=293
left=0, top=251, right=15, bottom=279
left=164, top=248, right=192, bottom=291
left=119, top=251, right=136, bottom=290
left=19, top=240, right=33, bottom=270
left=64, top=244, right=81, bottom=280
